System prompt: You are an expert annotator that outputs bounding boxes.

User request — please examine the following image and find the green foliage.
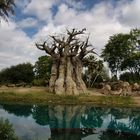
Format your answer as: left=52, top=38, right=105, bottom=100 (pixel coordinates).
left=0, top=118, right=19, bottom=140
left=0, top=0, right=15, bottom=21
left=121, top=52, right=140, bottom=74
left=102, top=28, right=140, bottom=80
left=0, top=63, right=34, bottom=84
left=120, top=72, right=140, bottom=84
left=32, top=79, right=48, bottom=86
left=101, top=33, right=133, bottom=76
left=34, top=55, right=52, bottom=86
left=83, top=55, right=109, bottom=87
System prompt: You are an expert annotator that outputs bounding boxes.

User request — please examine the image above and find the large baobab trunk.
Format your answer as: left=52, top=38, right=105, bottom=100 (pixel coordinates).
left=36, top=28, right=95, bottom=95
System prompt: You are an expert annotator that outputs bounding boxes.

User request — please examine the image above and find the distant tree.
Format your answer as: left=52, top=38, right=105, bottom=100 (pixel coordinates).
left=34, top=55, right=52, bottom=85
left=120, top=72, right=140, bottom=84
left=121, top=52, right=140, bottom=74
left=102, top=29, right=140, bottom=80
left=0, top=0, right=15, bottom=21
left=101, top=33, right=133, bottom=78
left=0, top=63, right=34, bottom=84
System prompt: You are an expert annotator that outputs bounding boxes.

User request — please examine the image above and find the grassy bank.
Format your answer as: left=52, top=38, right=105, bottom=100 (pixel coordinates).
left=0, top=87, right=137, bottom=107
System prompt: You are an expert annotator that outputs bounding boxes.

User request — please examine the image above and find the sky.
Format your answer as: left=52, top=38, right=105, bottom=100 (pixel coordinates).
left=0, top=0, right=140, bottom=70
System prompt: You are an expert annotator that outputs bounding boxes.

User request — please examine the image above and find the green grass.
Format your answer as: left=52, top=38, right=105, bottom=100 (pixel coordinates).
left=0, top=91, right=135, bottom=107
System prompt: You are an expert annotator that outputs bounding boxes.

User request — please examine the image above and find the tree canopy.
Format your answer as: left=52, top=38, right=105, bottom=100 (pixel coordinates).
left=34, top=55, right=52, bottom=80
left=101, top=29, right=140, bottom=79
left=0, top=63, right=34, bottom=84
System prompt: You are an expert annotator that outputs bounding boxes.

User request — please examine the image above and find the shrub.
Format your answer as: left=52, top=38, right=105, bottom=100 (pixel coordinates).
left=120, top=72, right=140, bottom=84
left=0, top=118, right=19, bottom=140
left=32, top=79, right=48, bottom=86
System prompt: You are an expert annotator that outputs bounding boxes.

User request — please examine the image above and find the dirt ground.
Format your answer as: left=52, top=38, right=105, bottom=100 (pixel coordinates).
left=0, top=86, right=47, bottom=94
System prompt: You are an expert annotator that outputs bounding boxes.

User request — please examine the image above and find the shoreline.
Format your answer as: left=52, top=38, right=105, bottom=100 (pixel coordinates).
left=0, top=87, right=140, bottom=107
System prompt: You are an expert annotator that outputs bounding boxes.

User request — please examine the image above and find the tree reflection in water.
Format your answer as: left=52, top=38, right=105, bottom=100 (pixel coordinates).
left=48, top=105, right=85, bottom=140
left=2, top=104, right=32, bottom=117
left=1, top=104, right=140, bottom=140
left=32, top=105, right=49, bottom=126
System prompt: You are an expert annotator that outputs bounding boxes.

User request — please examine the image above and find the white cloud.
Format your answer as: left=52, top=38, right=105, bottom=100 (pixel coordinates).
left=54, top=2, right=130, bottom=52
left=117, top=0, right=140, bottom=28
left=33, top=23, right=66, bottom=41
left=64, top=0, right=85, bottom=10
left=0, top=20, right=44, bottom=70
left=1, top=0, right=140, bottom=69
left=16, top=0, right=30, bottom=8
left=17, top=17, right=38, bottom=28
left=36, top=2, right=130, bottom=54
left=23, top=0, right=56, bottom=21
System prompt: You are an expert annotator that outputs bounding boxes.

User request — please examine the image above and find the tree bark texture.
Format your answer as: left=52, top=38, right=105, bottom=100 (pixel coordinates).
left=36, top=29, right=95, bottom=95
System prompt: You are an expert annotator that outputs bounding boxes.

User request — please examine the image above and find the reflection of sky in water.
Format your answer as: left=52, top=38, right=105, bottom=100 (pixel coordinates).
left=83, top=134, right=100, bottom=140
left=0, top=109, right=51, bottom=140
left=0, top=105, right=140, bottom=140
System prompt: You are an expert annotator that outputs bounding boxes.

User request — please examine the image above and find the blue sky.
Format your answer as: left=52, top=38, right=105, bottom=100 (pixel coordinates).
left=0, top=0, right=139, bottom=69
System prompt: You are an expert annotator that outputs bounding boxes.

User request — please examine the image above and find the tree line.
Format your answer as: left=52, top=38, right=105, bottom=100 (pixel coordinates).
left=0, top=55, right=108, bottom=87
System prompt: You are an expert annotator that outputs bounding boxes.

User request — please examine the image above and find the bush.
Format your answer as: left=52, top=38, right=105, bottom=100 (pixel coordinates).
left=120, top=72, right=140, bottom=84
left=0, top=63, right=34, bottom=85
left=32, top=79, right=48, bottom=86
left=0, top=118, right=19, bottom=140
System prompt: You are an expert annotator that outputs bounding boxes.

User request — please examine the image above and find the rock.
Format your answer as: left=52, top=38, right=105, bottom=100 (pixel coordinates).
left=132, top=83, right=140, bottom=91
left=15, top=82, right=26, bottom=87
left=111, top=88, right=122, bottom=95
left=110, top=81, right=132, bottom=96
left=111, top=81, right=122, bottom=91
left=6, top=84, right=15, bottom=87
left=120, top=82, right=132, bottom=96
left=101, top=84, right=111, bottom=95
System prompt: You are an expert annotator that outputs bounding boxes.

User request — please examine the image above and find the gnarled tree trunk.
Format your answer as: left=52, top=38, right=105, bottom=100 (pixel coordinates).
left=36, top=28, right=95, bottom=95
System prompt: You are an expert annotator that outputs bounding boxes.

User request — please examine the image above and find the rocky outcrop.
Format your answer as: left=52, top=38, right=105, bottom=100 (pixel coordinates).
left=132, top=83, right=140, bottom=91
left=101, top=81, right=133, bottom=96
left=101, top=84, right=111, bottom=95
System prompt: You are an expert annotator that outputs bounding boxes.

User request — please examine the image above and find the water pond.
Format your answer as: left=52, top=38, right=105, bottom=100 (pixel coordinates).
left=0, top=103, right=140, bottom=140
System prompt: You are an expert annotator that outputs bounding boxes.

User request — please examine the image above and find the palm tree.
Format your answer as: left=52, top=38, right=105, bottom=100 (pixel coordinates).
left=83, top=55, right=104, bottom=87
left=83, top=55, right=97, bottom=87
left=0, top=0, right=15, bottom=21
left=91, top=60, right=104, bottom=87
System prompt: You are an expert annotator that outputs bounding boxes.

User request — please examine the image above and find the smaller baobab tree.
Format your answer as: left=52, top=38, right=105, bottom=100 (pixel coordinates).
left=36, top=29, right=95, bottom=95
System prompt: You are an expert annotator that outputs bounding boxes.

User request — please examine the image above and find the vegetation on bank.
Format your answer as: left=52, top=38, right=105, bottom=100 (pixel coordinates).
left=0, top=88, right=135, bottom=107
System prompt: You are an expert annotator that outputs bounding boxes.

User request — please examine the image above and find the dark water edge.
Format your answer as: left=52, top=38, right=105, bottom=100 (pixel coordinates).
left=0, top=103, right=140, bottom=140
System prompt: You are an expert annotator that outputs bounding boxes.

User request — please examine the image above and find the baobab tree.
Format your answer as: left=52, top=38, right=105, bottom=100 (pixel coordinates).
left=36, top=28, right=95, bottom=95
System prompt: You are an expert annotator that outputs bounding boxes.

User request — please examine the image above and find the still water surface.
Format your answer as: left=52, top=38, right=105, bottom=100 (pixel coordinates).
left=0, top=104, right=140, bottom=140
